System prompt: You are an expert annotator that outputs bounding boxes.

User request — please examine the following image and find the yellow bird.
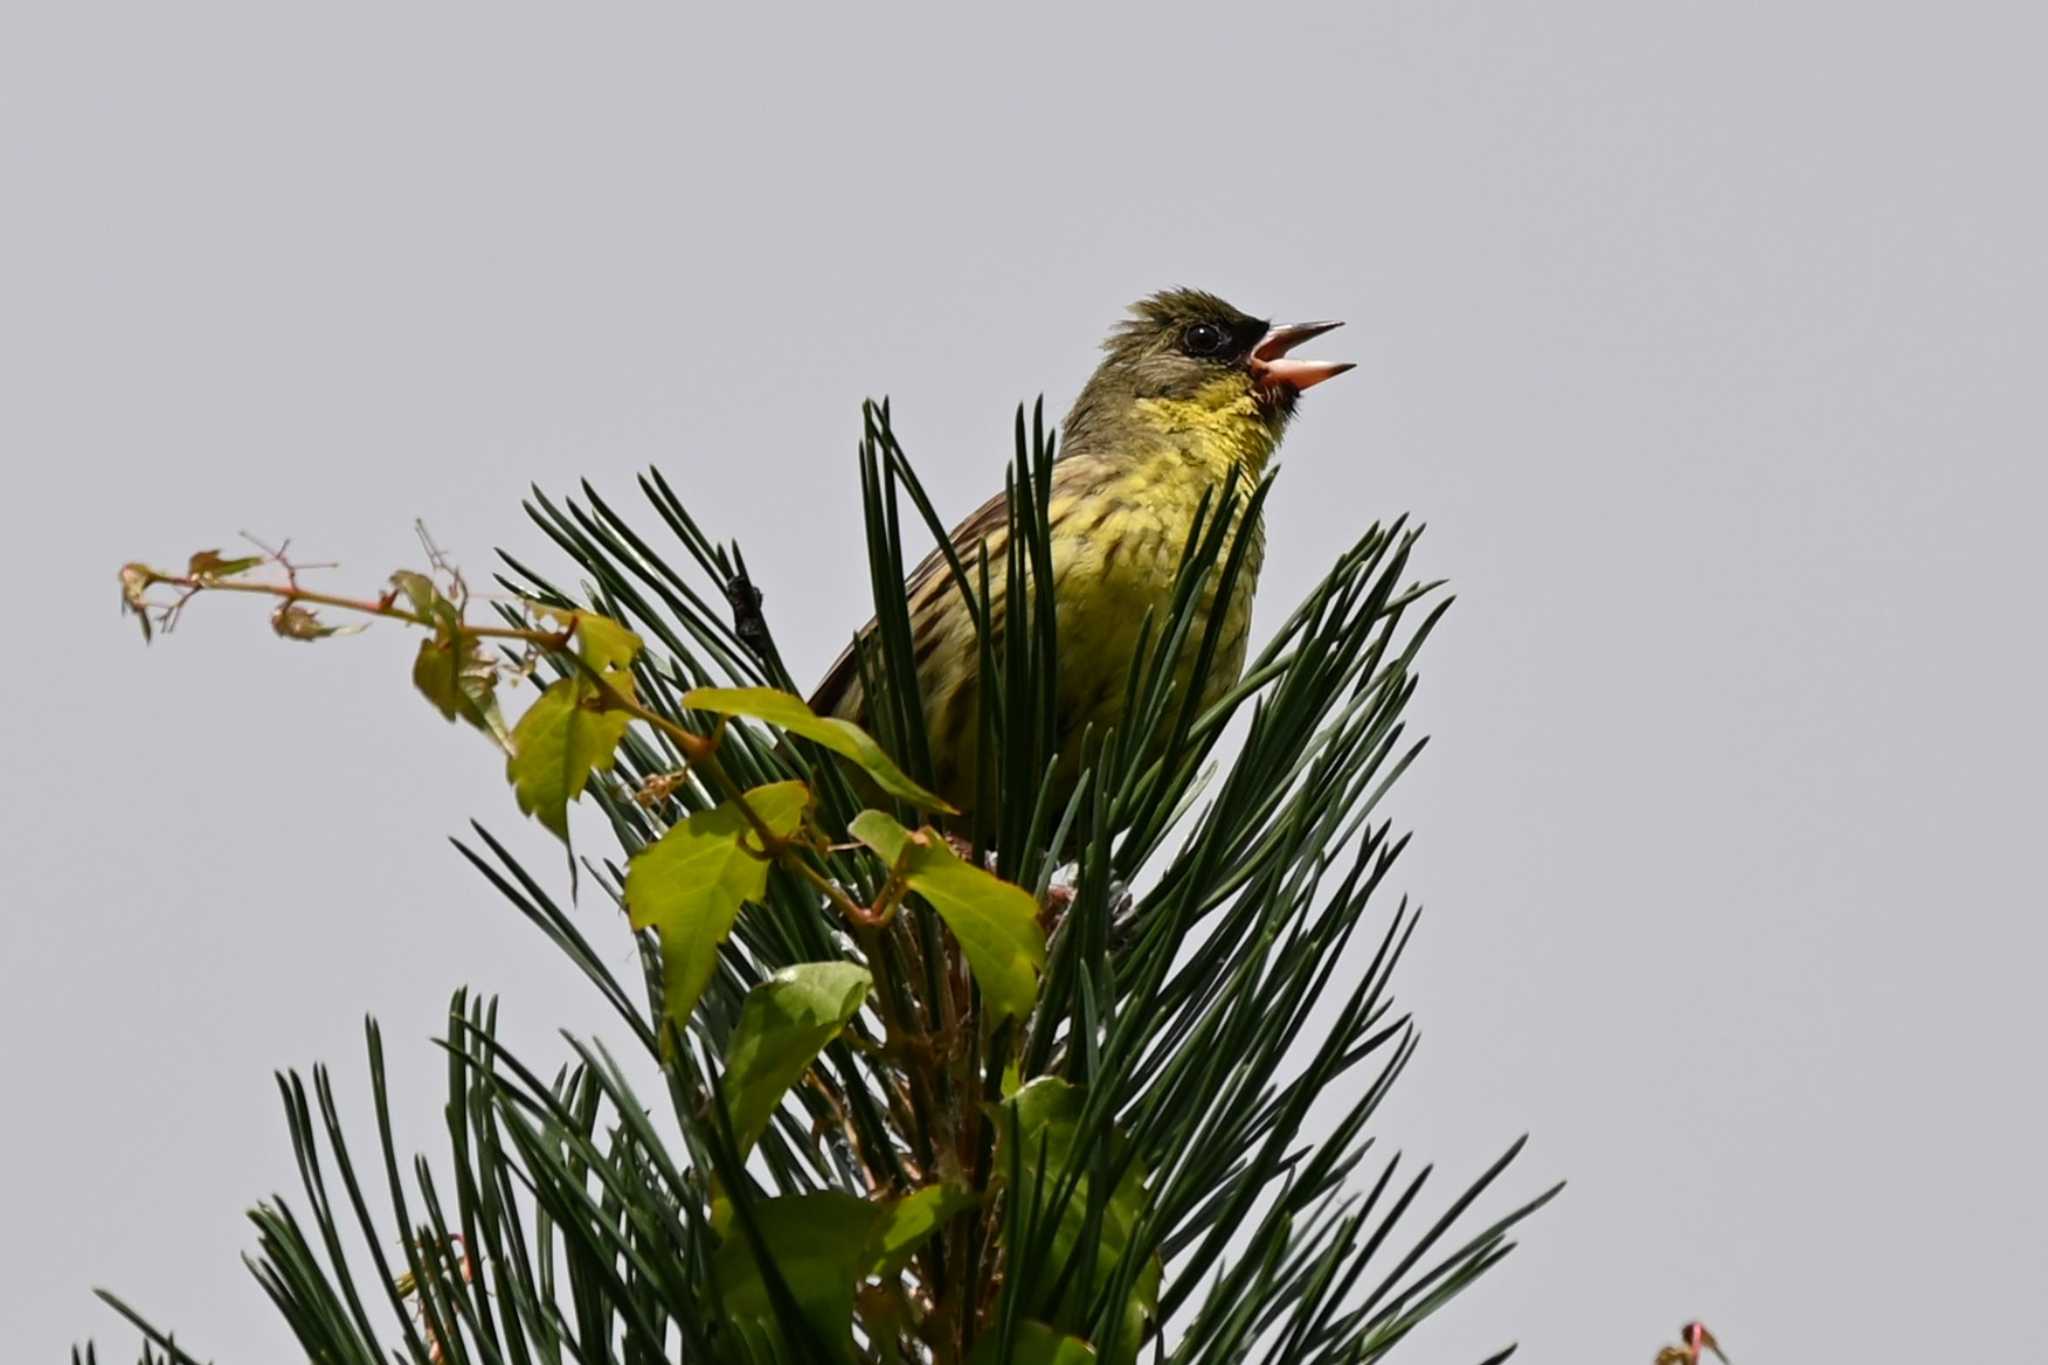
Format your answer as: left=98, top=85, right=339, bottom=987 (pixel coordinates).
left=811, top=289, right=1352, bottom=820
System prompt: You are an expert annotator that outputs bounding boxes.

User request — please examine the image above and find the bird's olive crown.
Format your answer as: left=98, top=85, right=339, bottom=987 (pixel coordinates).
left=1062, top=288, right=1286, bottom=453
left=1105, top=287, right=1271, bottom=391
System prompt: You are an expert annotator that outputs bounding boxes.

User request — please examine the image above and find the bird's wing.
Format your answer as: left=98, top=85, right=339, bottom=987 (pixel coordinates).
left=807, top=483, right=1016, bottom=720
left=807, top=631, right=868, bottom=723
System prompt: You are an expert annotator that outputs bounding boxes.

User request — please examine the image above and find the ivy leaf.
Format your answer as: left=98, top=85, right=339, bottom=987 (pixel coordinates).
left=682, top=685, right=955, bottom=814
left=716, top=1190, right=879, bottom=1363
left=968, top=1322, right=1100, bottom=1365
left=535, top=604, right=641, bottom=672
left=413, top=632, right=508, bottom=747
left=187, top=549, right=265, bottom=579
left=722, top=961, right=872, bottom=1155
left=389, top=569, right=440, bottom=615
left=580, top=615, right=640, bottom=672
left=504, top=611, right=643, bottom=844
left=850, top=809, right=1045, bottom=1022
left=868, top=1182, right=980, bottom=1278
left=506, top=679, right=629, bottom=840
left=997, top=1077, right=1161, bottom=1365
left=624, top=781, right=810, bottom=1031
left=398, top=572, right=508, bottom=747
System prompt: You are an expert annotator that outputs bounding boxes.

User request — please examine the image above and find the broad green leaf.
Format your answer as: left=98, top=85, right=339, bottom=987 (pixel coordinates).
left=868, top=1182, right=980, bottom=1277
left=405, top=579, right=507, bottom=747
left=723, top=961, right=872, bottom=1154
left=187, top=549, right=265, bottom=579
left=968, top=1321, right=1099, bottom=1365
left=624, top=781, right=810, bottom=1029
left=682, top=685, right=955, bottom=813
left=504, top=611, right=643, bottom=842
left=531, top=603, right=641, bottom=672
left=997, top=1077, right=1161, bottom=1365
left=850, top=810, right=1045, bottom=1022
left=413, top=634, right=508, bottom=746
left=716, top=1191, right=879, bottom=1363
left=389, top=569, right=440, bottom=614
left=572, top=611, right=641, bottom=672
left=507, top=679, right=631, bottom=840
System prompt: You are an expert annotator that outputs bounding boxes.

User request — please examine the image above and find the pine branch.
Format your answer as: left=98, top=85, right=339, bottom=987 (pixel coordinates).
left=94, top=397, right=1551, bottom=1364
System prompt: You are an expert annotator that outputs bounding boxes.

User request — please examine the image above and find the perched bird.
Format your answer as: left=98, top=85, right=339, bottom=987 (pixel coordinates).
left=811, top=288, right=1352, bottom=820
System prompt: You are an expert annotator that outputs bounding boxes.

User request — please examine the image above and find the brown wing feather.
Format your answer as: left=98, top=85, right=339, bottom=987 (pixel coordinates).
left=807, top=484, right=1016, bottom=721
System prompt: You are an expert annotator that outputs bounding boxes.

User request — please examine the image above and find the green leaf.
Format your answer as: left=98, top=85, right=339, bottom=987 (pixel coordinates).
left=868, top=1182, right=980, bottom=1277
left=570, top=611, right=641, bottom=672
left=504, top=611, right=643, bottom=842
left=414, top=635, right=508, bottom=746
left=529, top=603, right=641, bottom=671
left=682, top=685, right=955, bottom=813
left=716, top=1191, right=879, bottom=1363
left=850, top=809, right=1045, bottom=1022
left=187, top=548, right=265, bottom=579
left=406, top=582, right=507, bottom=747
left=998, top=1077, right=1161, bottom=1364
left=506, top=679, right=631, bottom=840
left=389, top=569, right=440, bottom=614
left=968, top=1321, right=1099, bottom=1365
left=623, top=781, right=810, bottom=1030
left=722, top=961, right=872, bottom=1155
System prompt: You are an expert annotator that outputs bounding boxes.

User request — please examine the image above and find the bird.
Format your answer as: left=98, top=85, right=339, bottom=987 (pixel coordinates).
left=809, top=288, right=1353, bottom=823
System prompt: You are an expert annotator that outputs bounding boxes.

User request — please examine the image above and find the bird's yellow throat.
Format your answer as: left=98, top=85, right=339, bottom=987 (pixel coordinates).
left=1130, top=374, right=1285, bottom=485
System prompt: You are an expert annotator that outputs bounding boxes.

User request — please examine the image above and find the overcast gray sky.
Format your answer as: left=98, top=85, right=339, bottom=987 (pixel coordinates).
left=6, top=2, right=2044, bottom=1360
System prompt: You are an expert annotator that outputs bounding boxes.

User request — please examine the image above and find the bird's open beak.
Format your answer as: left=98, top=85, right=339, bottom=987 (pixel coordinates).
left=1249, top=320, right=1354, bottom=392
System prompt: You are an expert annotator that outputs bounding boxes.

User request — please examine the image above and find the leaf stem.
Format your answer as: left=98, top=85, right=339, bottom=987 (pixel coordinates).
left=135, top=569, right=566, bottom=645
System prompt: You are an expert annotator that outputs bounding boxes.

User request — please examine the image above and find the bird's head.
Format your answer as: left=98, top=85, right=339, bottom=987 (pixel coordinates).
left=1065, top=288, right=1353, bottom=460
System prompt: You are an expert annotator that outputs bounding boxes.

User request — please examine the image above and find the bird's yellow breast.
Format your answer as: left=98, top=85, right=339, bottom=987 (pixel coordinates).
left=894, top=380, right=1278, bottom=815
left=1032, top=402, right=1272, bottom=784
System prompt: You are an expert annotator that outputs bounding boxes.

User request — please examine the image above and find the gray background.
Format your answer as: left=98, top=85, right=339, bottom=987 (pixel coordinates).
left=5, top=2, right=2043, bottom=1359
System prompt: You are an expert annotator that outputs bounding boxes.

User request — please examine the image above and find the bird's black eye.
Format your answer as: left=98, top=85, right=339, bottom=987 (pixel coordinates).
left=1182, top=321, right=1227, bottom=356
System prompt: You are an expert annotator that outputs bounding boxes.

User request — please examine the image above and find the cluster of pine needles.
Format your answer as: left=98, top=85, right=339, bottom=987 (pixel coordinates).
left=83, top=402, right=1555, bottom=1364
